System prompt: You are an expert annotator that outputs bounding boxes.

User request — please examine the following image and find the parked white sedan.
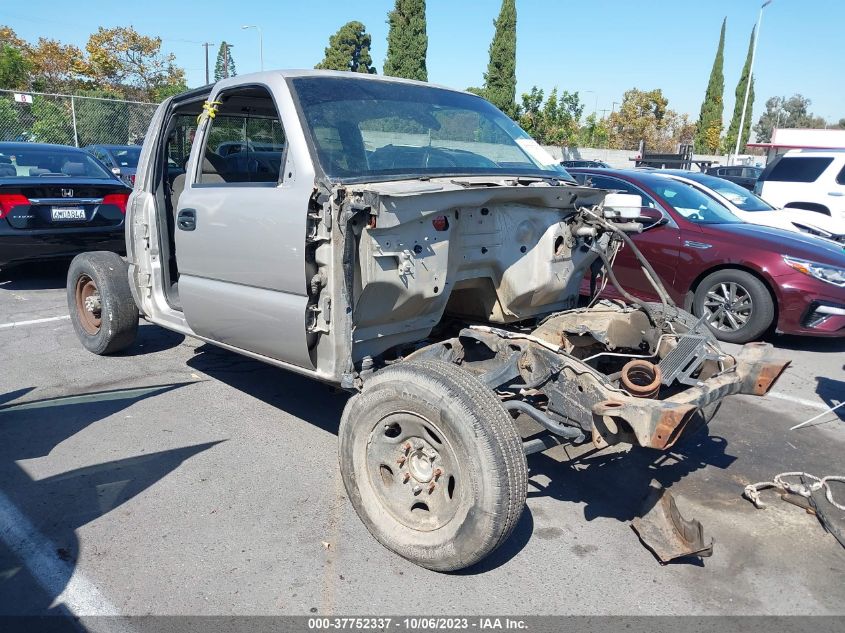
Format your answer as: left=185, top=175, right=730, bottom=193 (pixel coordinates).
left=661, top=170, right=845, bottom=246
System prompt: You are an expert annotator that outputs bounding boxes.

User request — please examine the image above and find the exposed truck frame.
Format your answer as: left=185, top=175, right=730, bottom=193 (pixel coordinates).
left=66, top=71, right=789, bottom=571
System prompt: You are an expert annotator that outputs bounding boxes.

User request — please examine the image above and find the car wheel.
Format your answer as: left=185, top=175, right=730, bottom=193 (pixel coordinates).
left=692, top=270, right=774, bottom=344
left=67, top=251, right=138, bottom=355
left=339, top=359, right=527, bottom=572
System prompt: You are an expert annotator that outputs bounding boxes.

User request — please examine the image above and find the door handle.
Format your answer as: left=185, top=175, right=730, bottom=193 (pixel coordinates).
left=828, top=192, right=844, bottom=197
left=177, top=208, right=196, bottom=231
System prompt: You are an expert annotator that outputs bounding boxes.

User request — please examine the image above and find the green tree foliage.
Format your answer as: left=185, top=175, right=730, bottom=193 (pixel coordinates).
left=481, top=0, right=517, bottom=116
left=30, top=96, right=73, bottom=144
left=754, top=94, right=827, bottom=143
left=0, top=98, right=21, bottom=140
left=316, top=21, right=376, bottom=74
left=517, top=86, right=583, bottom=146
left=74, top=90, right=130, bottom=145
left=383, top=0, right=428, bottom=81
left=214, top=42, right=237, bottom=81
left=79, top=27, right=186, bottom=101
left=607, top=88, right=694, bottom=152
left=0, top=43, right=30, bottom=90
left=725, top=26, right=756, bottom=153
left=1, top=24, right=186, bottom=101
left=577, top=113, right=610, bottom=148
left=694, top=18, right=726, bottom=153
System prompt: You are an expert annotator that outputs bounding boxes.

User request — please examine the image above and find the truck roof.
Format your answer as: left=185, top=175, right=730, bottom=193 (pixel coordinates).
left=213, top=69, right=474, bottom=97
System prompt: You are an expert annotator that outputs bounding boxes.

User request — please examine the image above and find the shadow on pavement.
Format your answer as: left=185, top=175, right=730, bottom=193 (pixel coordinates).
left=526, top=430, right=735, bottom=524
left=767, top=333, right=845, bottom=354
left=816, top=368, right=845, bottom=422
left=121, top=322, right=186, bottom=356
left=0, top=261, right=70, bottom=291
left=0, top=382, right=219, bottom=618
left=186, top=343, right=349, bottom=436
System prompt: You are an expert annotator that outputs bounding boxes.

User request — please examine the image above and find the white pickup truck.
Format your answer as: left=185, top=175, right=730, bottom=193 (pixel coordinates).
left=66, top=70, right=789, bottom=571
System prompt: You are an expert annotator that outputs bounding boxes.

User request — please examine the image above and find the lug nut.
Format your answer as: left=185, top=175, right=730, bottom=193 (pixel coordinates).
left=428, top=481, right=436, bottom=494
left=402, top=442, right=411, bottom=454
left=412, top=485, right=422, bottom=495
left=414, top=441, right=424, bottom=451
left=433, top=468, right=443, bottom=480
left=402, top=472, right=411, bottom=483
left=396, top=455, right=406, bottom=465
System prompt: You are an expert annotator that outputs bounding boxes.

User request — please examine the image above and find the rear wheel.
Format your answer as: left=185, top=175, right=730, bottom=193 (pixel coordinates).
left=692, top=269, right=774, bottom=344
left=67, top=251, right=138, bottom=355
left=339, top=359, right=527, bottom=572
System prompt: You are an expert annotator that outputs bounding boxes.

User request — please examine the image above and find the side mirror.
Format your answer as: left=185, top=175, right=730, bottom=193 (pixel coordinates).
left=636, top=207, right=669, bottom=229
left=111, top=167, right=122, bottom=176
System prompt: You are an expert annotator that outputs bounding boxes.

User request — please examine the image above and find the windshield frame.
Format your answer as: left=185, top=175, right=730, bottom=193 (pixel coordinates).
left=286, top=76, right=576, bottom=185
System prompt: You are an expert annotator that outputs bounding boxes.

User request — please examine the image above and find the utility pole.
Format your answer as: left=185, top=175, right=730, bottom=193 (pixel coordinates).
left=202, top=42, right=214, bottom=84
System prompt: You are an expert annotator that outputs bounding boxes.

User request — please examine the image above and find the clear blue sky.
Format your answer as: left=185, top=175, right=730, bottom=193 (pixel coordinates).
left=3, top=0, right=843, bottom=126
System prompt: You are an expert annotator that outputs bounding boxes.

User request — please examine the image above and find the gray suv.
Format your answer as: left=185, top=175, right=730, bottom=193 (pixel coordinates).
left=65, top=71, right=788, bottom=571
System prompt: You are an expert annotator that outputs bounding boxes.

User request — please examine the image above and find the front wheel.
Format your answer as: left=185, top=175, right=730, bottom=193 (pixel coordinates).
left=67, top=251, right=138, bottom=355
left=692, top=269, right=774, bottom=344
left=339, top=359, right=527, bottom=572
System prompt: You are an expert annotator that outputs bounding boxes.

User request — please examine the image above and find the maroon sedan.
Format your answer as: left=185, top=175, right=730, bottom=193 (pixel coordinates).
left=570, top=168, right=845, bottom=343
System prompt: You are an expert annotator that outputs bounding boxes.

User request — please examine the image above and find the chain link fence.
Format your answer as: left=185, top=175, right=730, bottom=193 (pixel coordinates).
left=0, top=89, right=159, bottom=148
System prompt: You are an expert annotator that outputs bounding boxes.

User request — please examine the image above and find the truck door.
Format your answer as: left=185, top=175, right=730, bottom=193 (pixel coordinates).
left=173, top=80, right=315, bottom=368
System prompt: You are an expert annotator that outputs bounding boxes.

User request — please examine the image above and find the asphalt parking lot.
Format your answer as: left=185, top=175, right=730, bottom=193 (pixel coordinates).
left=1, top=261, right=844, bottom=618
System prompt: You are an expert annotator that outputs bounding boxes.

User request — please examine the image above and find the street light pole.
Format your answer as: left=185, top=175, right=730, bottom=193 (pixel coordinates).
left=242, top=25, right=264, bottom=71
left=732, top=0, right=772, bottom=165
left=202, top=42, right=214, bottom=85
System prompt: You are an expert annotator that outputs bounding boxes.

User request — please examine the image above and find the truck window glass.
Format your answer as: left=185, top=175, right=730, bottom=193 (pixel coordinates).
left=195, top=86, right=286, bottom=185
left=290, top=76, right=575, bottom=183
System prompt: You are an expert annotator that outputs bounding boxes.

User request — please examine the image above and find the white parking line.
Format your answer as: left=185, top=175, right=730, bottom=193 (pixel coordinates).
left=766, top=391, right=832, bottom=411
left=0, top=489, right=119, bottom=616
left=0, top=315, right=70, bottom=330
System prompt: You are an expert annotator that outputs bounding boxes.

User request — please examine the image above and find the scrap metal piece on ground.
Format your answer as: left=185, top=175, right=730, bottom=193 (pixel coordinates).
left=743, top=472, right=845, bottom=511
left=745, top=472, right=845, bottom=550
left=631, top=480, right=714, bottom=564
left=810, top=481, right=845, bottom=550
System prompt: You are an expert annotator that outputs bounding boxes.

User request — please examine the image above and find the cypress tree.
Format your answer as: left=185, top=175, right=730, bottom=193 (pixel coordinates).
left=315, top=21, right=376, bottom=74
left=383, top=0, right=428, bottom=81
left=482, top=0, right=517, bottom=117
left=694, top=18, right=726, bottom=153
left=725, top=26, right=756, bottom=154
left=214, top=42, right=237, bottom=81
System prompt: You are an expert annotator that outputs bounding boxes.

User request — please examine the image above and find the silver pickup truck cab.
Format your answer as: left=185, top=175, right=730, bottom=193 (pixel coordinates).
left=66, top=71, right=789, bottom=571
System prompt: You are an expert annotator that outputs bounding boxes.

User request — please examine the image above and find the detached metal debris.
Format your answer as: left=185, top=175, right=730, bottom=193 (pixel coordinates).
left=743, top=472, right=845, bottom=511
left=743, top=472, right=845, bottom=550
left=631, top=480, right=714, bottom=564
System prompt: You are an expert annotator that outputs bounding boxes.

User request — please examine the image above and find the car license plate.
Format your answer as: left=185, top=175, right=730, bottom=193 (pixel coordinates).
left=51, top=207, right=86, bottom=221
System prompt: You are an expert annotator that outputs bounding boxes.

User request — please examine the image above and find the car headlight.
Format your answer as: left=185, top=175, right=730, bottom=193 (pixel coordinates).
left=783, top=255, right=845, bottom=287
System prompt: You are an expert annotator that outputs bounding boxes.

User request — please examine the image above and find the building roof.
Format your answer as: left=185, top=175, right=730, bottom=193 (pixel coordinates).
left=747, top=127, right=845, bottom=150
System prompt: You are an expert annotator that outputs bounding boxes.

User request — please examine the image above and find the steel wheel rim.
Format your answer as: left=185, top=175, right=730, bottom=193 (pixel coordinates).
left=702, top=281, right=753, bottom=332
left=366, top=411, right=463, bottom=532
left=75, top=274, right=101, bottom=335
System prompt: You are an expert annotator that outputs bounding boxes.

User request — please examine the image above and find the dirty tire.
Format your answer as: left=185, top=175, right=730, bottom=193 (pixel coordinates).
left=67, top=251, right=138, bottom=355
left=339, top=359, right=527, bottom=572
left=692, top=269, right=774, bottom=344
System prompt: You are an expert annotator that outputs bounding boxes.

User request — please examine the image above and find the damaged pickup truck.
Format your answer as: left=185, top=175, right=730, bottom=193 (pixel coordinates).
left=66, top=71, right=789, bottom=571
